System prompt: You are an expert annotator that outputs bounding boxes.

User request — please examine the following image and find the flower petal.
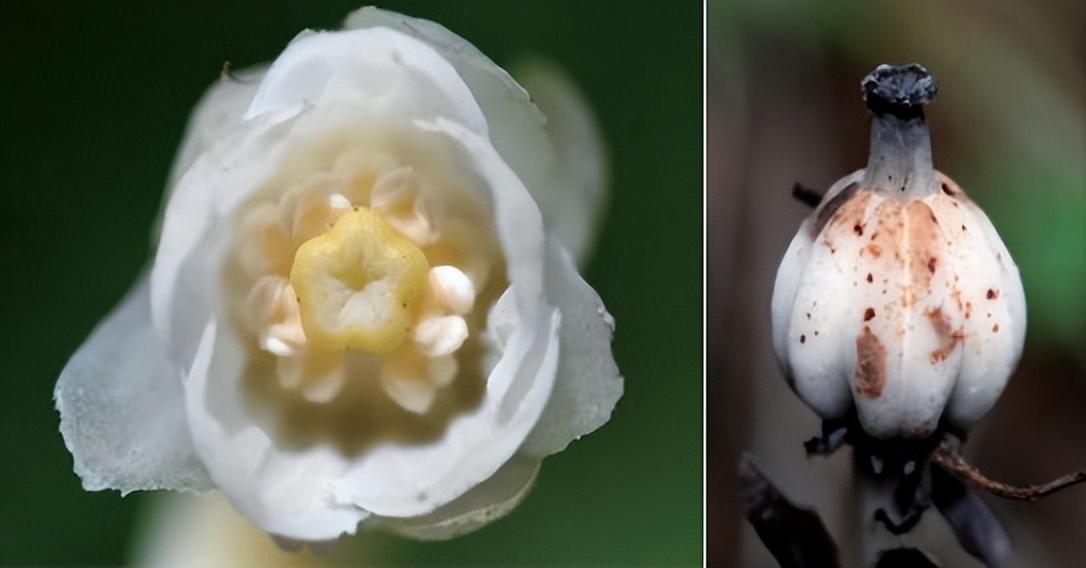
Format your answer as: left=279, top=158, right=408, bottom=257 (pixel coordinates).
left=329, top=310, right=559, bottom=519
left=183, top=309, right=559, bottom=539
left=513, top=58, right=609, bottom=262
left=345, top=8, right=608, bottom=263
left=375, top=456, right=541, bottom=540
left=152, top=106, right=304, bottom=369
left=520, top=238, right=623, bottom=457
left=244, top=27, right=487, bottom=137
left=168, top=65, right=268, bottom=191
left=183, top=320, right=371, bottom=541
left=55, top=277, right=212, bottom=494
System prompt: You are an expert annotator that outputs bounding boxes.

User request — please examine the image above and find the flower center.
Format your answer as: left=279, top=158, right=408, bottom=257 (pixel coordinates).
left=231, top=157, right=494, bottom=411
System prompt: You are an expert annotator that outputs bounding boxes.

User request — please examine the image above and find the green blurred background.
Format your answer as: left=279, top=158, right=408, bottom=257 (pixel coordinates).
left=708, top=1, right=1084, bottom=566
left=0, top=1, right=702, bottom=565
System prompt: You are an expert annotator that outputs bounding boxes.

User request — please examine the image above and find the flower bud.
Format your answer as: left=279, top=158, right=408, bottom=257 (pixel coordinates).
left=771, top=64, right=1026, bottom=439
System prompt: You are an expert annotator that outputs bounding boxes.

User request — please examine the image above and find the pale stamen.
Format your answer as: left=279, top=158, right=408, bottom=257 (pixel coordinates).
left=245, top=275, right=306, bottom=356
left=428, top=265, right=476, bottom=315
left=371, top=166, right=439, bottom=245
left=413, top=315, right=469, bottom=357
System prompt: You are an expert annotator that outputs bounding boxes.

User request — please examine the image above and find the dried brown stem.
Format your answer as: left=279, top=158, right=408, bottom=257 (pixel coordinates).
left=931, top=440, right=1086, bottom=502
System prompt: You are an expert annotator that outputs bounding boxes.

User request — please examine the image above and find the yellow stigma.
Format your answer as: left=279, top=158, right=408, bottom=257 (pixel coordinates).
left=290, top=206, right=428, bottom=354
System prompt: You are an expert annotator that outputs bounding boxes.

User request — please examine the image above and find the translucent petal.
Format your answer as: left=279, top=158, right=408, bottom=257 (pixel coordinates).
left=520, top=239, right=623, bottom=457
left=182, top=321, right=370, bottom=541
left=151, top=106, right=305, bottom=370
left=55, top=277, right=212, bottom=494
left=244, top=27, right=487, bottom=137
left=513, top=58, right=609, bottom=262
left=345, top=8, right=608, bottom=264
left=376, top=456, right=540, bottom=540
left=168, top=65, right=268, bottom=191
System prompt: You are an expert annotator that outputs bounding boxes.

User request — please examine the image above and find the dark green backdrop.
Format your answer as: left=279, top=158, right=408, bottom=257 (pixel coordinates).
left=0, top=1, right=703, bottom=565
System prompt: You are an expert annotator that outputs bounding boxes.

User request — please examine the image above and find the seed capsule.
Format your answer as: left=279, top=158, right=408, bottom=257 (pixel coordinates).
left=771, top=64, right=1026, bottom=439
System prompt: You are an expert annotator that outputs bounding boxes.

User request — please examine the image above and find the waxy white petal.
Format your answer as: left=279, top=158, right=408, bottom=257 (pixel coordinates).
left=245, top=28, right=487, bottom=137
left=377, top=456, right=541, bottom=540
left=345, top=8, right=608, bottom=265
left=55, top=278, right=212, bottom=494
left=520, top=238, right=623, bottom=457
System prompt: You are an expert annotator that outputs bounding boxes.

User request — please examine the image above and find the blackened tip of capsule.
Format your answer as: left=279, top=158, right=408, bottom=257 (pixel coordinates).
left=862, top=63, right=938, bottom=119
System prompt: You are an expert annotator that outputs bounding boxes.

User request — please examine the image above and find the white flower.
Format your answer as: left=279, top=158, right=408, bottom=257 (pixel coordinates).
left=771, top=64, right=1025, bottom=439
left=55, top=7, right=622, bottom=543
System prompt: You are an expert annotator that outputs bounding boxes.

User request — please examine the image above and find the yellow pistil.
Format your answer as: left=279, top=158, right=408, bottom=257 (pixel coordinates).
left=290, top=206, right=429, bottom=354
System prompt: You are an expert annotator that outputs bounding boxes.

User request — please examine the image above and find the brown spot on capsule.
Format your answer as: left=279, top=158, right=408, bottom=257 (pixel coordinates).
left=800, top=334, right=807, bottom=344
left=866, top=273, right=874, bottom=283
left=926, top=307, right=965, bottom=363
left=992, top=323, right=999, bottom=333
left=868, top=243, right=882, bottom=257
left=864, top=307, right=876, bottom=321
left=856, top=326, right=887, bottom=398
left=854, top=223, right=864, bottom=236
left=906, top=201, right=942, bottom=289
left=987, top=288, right=999, bottom=300
left=941, top=183, right=954, bottom=196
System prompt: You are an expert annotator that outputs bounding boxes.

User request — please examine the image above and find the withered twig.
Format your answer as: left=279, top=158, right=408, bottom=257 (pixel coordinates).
left=739, top=453, right=841, bottom=568
left=932, top=440, right=1086, bottom=501
left=791, top=183, right=824, bottom=208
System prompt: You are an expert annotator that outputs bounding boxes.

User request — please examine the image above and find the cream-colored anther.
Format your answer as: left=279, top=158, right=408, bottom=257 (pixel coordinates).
left=238, top=204, right=292, bottom=278
left=280, top=174, right=353, bottom=245
left=379, top=348, right=460, bottom=414
left=370, top=166, right=438, bottom=245
left=245, top=275, right=306, bottom=356
left=422, top=221, right=492, bottom=292
left=327, top=192, right=353, bottom=212
left=413, top=315, right=469, bottom=357
left=276, top=347, right=346, bottom=403
left=428, top=265, right=476, bottom=315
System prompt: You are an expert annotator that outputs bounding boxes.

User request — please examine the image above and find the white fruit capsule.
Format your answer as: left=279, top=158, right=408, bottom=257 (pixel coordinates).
left=771, top=64, right=1026, bottom=439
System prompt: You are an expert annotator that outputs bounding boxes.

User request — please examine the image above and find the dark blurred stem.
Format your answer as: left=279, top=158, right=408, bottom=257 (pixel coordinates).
left=791, top=183, right=823, bottom=208
left=932, top=440, right=1086, bottom=501
left=739, top=453, right=841, bottom=568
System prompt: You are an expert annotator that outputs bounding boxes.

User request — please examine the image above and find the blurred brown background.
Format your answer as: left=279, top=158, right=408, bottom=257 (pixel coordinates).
left=708, top=1, right=1085, bottom=566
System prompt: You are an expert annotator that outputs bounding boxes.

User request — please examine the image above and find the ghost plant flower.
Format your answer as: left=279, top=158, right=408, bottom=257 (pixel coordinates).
left=55, top=7, right=622, bottom=542
left=771, top=64, right=1025, bottom=440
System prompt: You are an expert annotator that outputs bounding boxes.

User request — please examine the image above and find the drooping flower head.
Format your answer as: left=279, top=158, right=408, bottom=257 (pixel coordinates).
left=56, top=7, right=622, bottom=542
